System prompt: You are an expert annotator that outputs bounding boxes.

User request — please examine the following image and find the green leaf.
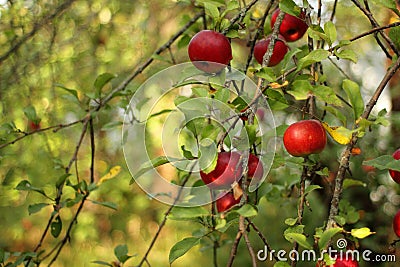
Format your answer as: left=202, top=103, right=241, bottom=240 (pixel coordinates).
left=343, top=179, right=366, bottom=189
left=363, top=155, right=400, bottom=171
left=254, top=67, right=277, bottom=82
left=28, top=203, right=49, bottom=215
left=51, top=215, right=62, bottom=238
left=198, top=138, right=218, bottom=174
left=322, top=106, right=347, bottom=125
left=324, top=21, right=337, bottom=46
left=274, top=262, right=291, bottom=267
left=389, top=26, right=400, bottom=50
left=91, top=261, right=113, bottom=266
left=318, top=227, right=343, bottom=249
left=304, top=185, right=322, bottom=195
left=55, top=84, right=80, bottom=102
left=334, top=215, right=346, bottom=226
left=284, top=233, right=313, bottom=250
left=288, top=80, right=311, bottom=100
left=114, top=244, right=134, bottom=263
left=15, top=180, right=49, bottom=199
left=342, top=79, right=364, bottom=119
left=334, top=48, right=358, bottom=63
left=204, top=2, right=220, bottom=20
left=56, top=173, right=71, bottom=188
left=279, top=0, right=301, bottom=17
left=94, top=73, right=117, bottom=92
left=297, top=49, right=330, bottom=71
left=169, top=206, right=209, bottom=220
left=130, top=156, right=171, bottom=183
left=91, top=200, right=118, bottom=210
left=312, top=85, right=343, bottom=106
left=235, top=204, right=258, bottom=217
left=23, top=106, right=39, bottom=122
left=284, top=217, right=298, bottom=226
left=169, top=237, right=201, bottom=264
left=177, top=34, right=191, bottom=49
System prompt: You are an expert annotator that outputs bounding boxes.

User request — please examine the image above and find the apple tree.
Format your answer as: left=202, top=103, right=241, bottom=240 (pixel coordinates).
left=0, top=0, right=400, bottom=266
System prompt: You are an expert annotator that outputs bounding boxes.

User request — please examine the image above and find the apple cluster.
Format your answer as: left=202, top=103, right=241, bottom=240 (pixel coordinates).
left=254, top=8, right=308, bottom=66
left=187, top=8, right=308, bottom=72
left=200, top=152, right=264, bottom=212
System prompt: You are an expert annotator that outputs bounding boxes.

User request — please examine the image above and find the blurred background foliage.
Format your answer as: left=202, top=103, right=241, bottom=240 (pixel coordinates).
left=0, top=0, right=399, bottom=266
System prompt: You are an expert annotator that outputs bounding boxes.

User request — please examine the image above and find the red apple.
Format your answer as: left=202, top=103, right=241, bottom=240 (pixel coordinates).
left=254, top=35, right=288, bottom=66
left=248, top=153, right=264, bottom=180
left=188, top=30, right=232, bottom=73
left=28, top=120, right=41, bottom=131
left=393, top=209, right=400, bottom=238
left=316, top=254, right=359, bottom=267
left=200, top=151, right=243, bottom=189
left=283, top=120, right=327, bottom=157
left=271, top=8, right=308, bottom=42
left=216, top=191, right=240, bottom=212
left=389, top=148, right=400, bottom=184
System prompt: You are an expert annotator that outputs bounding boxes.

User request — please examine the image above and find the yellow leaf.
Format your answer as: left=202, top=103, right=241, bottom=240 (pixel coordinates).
left=98, top=166, right=121, bottom=185
left=269, top=80, right=289, bottom=89
left=321, top=122, right=353, bottom=145
left=351, top=227, right=375, bottom=239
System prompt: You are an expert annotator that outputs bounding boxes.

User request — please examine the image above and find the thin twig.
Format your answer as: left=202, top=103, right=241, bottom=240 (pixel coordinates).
left=326, top=55, right=400, bottom=230
left=0, top=118, right=85, bottom=150
left=246, top=218, right=278, bottom=261
left=98, top=11, right=204, bottom=110
left=0, top=0, right=76, bottom=63
left=137, top=166, right=195, bottom=267
left=350, top=0, right=399, bottom=58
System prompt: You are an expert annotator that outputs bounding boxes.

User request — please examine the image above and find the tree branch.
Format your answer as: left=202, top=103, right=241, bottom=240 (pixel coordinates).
left=326, top=54, right=400, bottom=230
left=0, top=0, right=76, bottom=63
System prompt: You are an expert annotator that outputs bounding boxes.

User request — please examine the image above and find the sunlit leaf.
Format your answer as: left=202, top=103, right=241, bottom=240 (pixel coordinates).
left=284, top=233, right=313, bottom=250
left=28, top=203, right=50, bottom=215
left=169, top=237, right=201, bottom=264
left=324, top=21, right=337, bottom=46
left=321, top=122, right=354, bottom=145
left=235, top=204, right=258, bottom=217
left=94, top=73, right=117, bottom=93
left=342, top=79, right=364, bottom=119
left=351, top=227, right=375, bottom=239
left=297, top=49, right=330, bottom=71
left=98, top=166, right=121, bottom=185
left=130, top=156, right=171, bottom=183
left=318, top=227, right=343, bottom=249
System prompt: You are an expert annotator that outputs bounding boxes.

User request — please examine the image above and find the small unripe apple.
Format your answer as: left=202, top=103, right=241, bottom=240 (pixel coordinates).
left=248, top=153, right=264, bottom=180
left=283, top=120, right=327, bottom=157
left=216, top=191, right=240, bottom=212
left=316, top=255, right=359, bottom=267
left=200, top=151, right=243, bottom=189
left=271, top=8, right=308, bottom=42
left=188, top=30, right=232, bottom=73
left=253, top=35, right=288, bottom=66
left=389, top=148, right=400, bottom=184
left=393, top=209, right=400, bottom=238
